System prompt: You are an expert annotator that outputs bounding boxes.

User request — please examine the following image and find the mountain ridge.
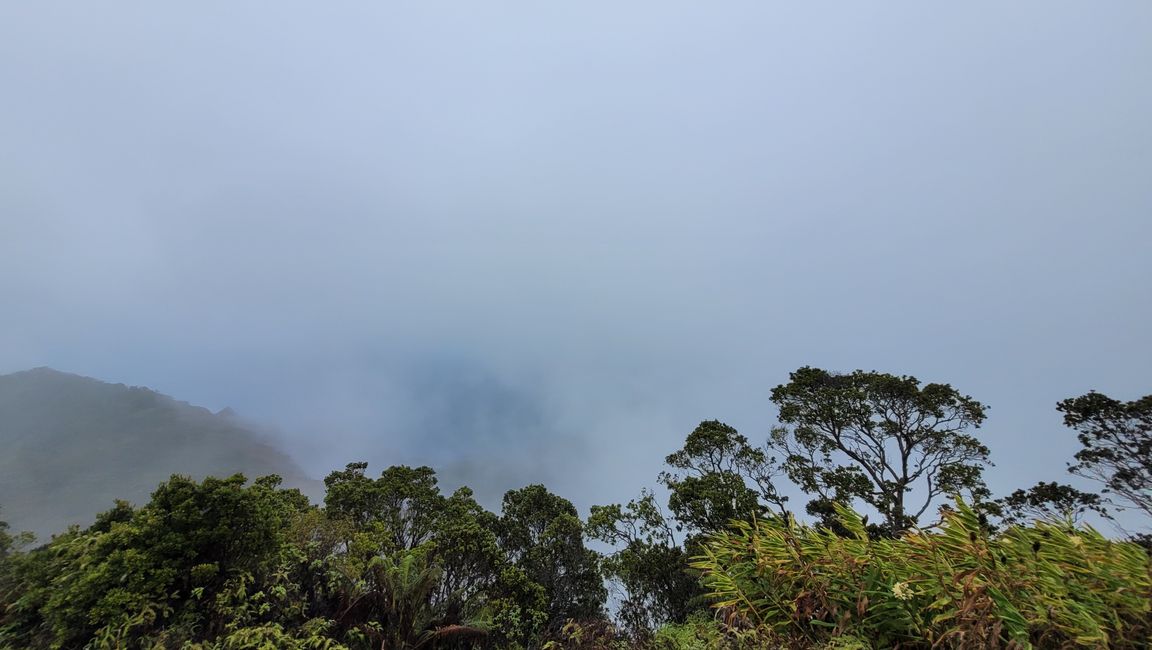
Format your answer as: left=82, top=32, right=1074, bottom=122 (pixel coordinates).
left=0, top=367, right=320, bottom=539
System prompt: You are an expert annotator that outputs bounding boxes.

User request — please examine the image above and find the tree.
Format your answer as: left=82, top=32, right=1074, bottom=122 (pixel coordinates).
left=0, top=508, right=13, bottom=560
left=322, top=462, right=382, bottom=528
left=659, top=420, right=788, bottom=536
left=590, top=420, right=787, bottom=637
left=497, top=485, right=606, bottom=631
left=770, top=367, right=990, bottom=535
left=0, top=506, right=30, bottom=603
left=587, top=490, right=701, bottom=638
left=428, top=486, right=504, bottom=622
left=320, top=463, right=504, bottom=646
left=323, top=463, right=446, bottom=551
left=1059, top=391, right=1152, bottom=519
left=995, top=481, right=1109, bottom=526
left=0, top=474, right=308, bottom=648
left=2, top=466, right=614, bottom=648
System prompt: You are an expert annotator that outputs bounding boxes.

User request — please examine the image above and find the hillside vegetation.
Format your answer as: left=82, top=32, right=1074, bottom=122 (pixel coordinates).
left=1, top=366, right=1148, bottom=648
left=0, top=368, right=317, bottom=537
left=694, top=501, right=1149, bottom=648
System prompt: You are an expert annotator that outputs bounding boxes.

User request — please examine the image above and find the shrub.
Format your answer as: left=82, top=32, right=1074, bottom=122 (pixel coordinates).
left=692, top=499, right=1151, bottom=649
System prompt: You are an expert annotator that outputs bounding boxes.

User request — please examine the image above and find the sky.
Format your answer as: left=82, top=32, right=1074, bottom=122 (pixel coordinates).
left=2, top=2, right=1150, bottom=522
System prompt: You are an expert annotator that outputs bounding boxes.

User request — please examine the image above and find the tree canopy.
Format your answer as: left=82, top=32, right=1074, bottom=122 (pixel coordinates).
left=497, top=485, right=606, bottom=630
left=2, top=369, right=1149, bottom=649
left=659, top=420, right=787, bottom=536
left=995, top=481, right=1109, bottom=526
left=769, top=367, right=991, bottom=534
left=1060, top=391, right=1152, bottom=519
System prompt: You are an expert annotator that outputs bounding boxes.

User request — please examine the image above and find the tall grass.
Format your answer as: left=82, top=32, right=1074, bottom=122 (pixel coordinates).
left=692, top=501, right=1151, bottom=649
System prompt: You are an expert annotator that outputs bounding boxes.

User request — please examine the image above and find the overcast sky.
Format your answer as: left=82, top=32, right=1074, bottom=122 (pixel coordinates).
left=2, top=2, right=1150, bottom=518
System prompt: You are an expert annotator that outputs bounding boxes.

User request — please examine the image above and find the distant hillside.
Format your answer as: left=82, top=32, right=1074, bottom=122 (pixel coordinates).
left=0, top=368, right=319, bottom=539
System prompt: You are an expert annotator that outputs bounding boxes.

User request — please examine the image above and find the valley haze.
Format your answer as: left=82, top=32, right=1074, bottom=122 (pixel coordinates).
left=1, top=2, right=1150, bottom=536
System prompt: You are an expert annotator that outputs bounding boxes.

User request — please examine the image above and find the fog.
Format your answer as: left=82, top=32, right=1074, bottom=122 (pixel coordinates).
left=2, top=2, right=1150, bottom=515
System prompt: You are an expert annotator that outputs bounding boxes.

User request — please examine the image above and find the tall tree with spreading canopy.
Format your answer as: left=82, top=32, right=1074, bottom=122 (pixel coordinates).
left=589, top=420, right=785, bottom=637
left=770, top=367, right=990, bottom=534
left=1059, top=391, right=1152, bottom=520
left=659, top=420, right=788, bottom=536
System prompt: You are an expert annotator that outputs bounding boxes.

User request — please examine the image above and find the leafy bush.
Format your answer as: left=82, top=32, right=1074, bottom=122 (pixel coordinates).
left=692, top=499, right=1151, bottom=649
left=651, top=612, right=776, bottom=650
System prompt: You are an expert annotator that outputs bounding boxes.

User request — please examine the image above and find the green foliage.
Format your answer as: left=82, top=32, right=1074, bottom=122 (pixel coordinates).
left=693, top=499, right=1151, bottom=649
left=313, top=464, right=498, bottom=648
left=498, top=485, right=606, bottom=632
left=651, top=612, right=755, bottom=649
left=541, top=619, right=625, bottom=649
left=0, top=509, right=30, bottom=562
left=0, top=368, right=317, bottom=539
left=0, top=473, right=308, bottom=648
left=770, top=367, right=991, bottom=534
left=659, top=421, right=788, bottom=537
left=430, top=487, right=504, bottom=622
left=587, top=491, right=701, bottom=638
left=651, top=614, right=721, bottom=650
left=360, top=549, right=447, bottom=649
left=482, top=565, right=548, bottom=648
left=0, top=514, right=9, bottom=561
left=3, top=369, right=1149, bottom=649
left=324, top=463, right=445, bottom=550
left=182, top=618, right=350, bottom=650
left=995, top=481, right=1109, bottom=527
left=0, top=466, right=559, bottom=649
left=1059, top=391, right=1152, bottom=519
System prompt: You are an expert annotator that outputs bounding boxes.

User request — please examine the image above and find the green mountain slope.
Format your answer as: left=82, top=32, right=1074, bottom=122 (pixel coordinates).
left=0, top=367, right=318, bottom=539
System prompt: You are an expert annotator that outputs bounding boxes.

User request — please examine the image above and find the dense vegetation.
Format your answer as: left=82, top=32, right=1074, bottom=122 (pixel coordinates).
left=1, top=368, right=1149, bottom=649
left=0, top=368, right=317, bottom=539
left=695, top=502, right=1149, bottom=648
